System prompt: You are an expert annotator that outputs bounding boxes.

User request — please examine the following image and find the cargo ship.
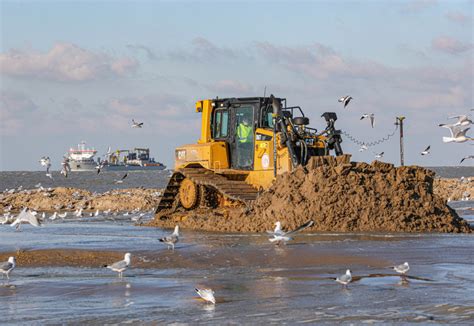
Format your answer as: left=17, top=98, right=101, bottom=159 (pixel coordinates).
left=99, top=147, right=166, bottom=171
left=67, top=141, right=98, bottom=171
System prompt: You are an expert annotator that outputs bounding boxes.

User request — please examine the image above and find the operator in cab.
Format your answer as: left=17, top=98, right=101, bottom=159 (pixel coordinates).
left=236, top=117, right=253, bottom=168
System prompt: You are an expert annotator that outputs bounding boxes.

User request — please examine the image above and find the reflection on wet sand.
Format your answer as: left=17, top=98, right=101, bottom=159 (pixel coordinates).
left=1, top=221, right=473, bottom=324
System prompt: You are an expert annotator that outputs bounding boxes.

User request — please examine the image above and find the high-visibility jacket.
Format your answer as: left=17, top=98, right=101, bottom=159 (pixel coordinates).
left=237, top=123, right=252, bottom=143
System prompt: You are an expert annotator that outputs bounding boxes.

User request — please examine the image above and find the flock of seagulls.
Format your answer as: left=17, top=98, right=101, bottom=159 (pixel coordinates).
left=0, top=220, right=413, bottom=304
left=338, top=95, right=473, bottom=162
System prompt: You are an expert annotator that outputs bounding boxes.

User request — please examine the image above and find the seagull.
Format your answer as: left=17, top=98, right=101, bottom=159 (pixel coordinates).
left=338, top=95, right=353, bottom=108
left=448, top=115, right=473, bottom=127
left=39, top=156, right=53, bottom=179
left=439, top=125, right=472, bottom=143
left=74, top=208, right=83, bottom=217
left=391, top=262, right=410, bottom=275
left=359, top=144, right=368, bottom=152
left=60, top=157, right=71, bottom=178
left=104, top=253, right=131, bottom=278
left=94, top=209, right=100, bottom=217
left=58, top=212, right=68, bottom=219
left=115, top=173, right=128, bottom=184
left=336, top=269, right=352, bottom=287
left=159, top=225, right=179, bottom=250
left=0, top=257, right=16, bottom=280
left=267, top=220, right=314, bottom=244
left=195, top=288, right=216, bottom=304
left=374, top=151, right=384, bottom=159
left=460, top=155, right=474, bottom=164
left=10, top=208, right=43, bottom=231
left=360, top=113, right=375, bottom=128
left=421, top=145, right=430, bottom=156
left=131, top=119, right=144, bottom=128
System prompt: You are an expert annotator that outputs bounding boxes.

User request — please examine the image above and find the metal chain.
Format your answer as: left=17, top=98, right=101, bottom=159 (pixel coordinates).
left=341, top=124, right=398, bottom=147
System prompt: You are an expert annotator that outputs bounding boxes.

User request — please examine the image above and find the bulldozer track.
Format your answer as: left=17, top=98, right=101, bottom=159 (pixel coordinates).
left=155, top=168, right=259, bottom=213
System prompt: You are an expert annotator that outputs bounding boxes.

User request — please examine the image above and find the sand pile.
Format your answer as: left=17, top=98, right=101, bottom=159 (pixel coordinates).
left=152, top=156, right=471, bottom=233
left=0, top=187, right=162, bottom=213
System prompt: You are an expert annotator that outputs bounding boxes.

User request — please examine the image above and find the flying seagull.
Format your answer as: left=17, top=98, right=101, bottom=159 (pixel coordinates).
left=131, top=119, right=144, bottom=128
left=0, top=257, right=16, bottom=280
left=104, top=253, right=131, bottom=278
left=10, top=208, right=43, bottom=231
left=448, top=115, right=473, bottom=127
left=267, top=220, right=314, bottom=244
left=390, top=262, right=410, bottom=275
left=159, top=225, right=179, bottom=250
left=115, top=173, right=128, bottom=184
left=360, top=113, right=375, bottom=128
left=336, top=269, right=352, bottom=287
left=359, top=144, right=368, bottom=152
left=195, top=288, right=216, bottom=304
left=421, top=145, right=430, bottom=156
left=460, top=155, right=474, bottom=164
left=338, top=95, right=352, bottom=108
left=39, top=156, right=53, bottom=179
left=60, top=157, right=71, bottom=178
left=374, top=151, right=384, bottom=159
left=439, top=125, right=472, bottom=143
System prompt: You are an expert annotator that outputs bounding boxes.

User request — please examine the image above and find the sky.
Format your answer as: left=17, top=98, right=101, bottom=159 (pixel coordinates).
left=0, top=0, right=473, bottom=171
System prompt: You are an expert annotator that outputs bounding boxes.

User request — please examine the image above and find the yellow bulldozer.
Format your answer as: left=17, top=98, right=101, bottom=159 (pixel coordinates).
left=155, top=95, right=343, bottom=213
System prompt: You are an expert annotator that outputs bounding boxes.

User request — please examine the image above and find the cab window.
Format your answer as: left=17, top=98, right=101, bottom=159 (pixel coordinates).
left=213, top=109, right=229, bottom=139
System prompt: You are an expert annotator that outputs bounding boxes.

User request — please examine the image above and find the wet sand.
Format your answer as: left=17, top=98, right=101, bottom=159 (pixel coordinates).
left=1, top=218, right=474, bottom=324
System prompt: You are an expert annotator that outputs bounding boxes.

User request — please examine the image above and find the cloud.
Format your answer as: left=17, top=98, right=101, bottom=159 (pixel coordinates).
left=207, top=80, right=254, bottom=95
left=167, top=37, right=245, bottom=63
left=126, top=44, right=158, bottom=60
left=0, top=91, right=38, bottom=135
left=445, top=11, right=471, bottom=24
left=431, top=36, right=473, bottom=54
left=400, top=0, right=437, bottom=13
left=0, top=42, right=138, bottom=82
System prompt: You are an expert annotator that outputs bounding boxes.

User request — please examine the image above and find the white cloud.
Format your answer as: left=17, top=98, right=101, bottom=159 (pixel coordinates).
left=431, top=36, right=473, bottom=54
left=0, top=42, right=138, bottom=82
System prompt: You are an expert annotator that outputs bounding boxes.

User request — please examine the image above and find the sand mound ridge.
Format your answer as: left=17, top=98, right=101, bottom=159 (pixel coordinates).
left=248, top=156, right=470, bottom=233
left=152, top=156, right=471, bottom=233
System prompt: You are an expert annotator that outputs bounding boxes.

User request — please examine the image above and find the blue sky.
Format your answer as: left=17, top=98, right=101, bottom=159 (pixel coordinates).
left=1, top=0, right=473, bottom=170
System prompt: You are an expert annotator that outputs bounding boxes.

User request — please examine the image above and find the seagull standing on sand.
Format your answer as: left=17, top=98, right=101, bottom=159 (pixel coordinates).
left=360, top=113, right=375, bottom=128
left=391, top=262, right=410, bottom=275
left=421, top=145, right=430, bottom=156
left=159, top=225, right=179, bottom=250
left=267, top=220, right=314, bottom=245
left=0, top=257, right=16, bottom=280
left=104, top=253, right=131, bottom=278
left=195, top=288, right=216, bottom=304
left=336, top=269, right=352, bottom=287
left=439, top=124, right=472, bottom=143
left=338, top=95, right=352, bottom=108
left=10, top=208, right=42, bottom=231
left=131, top=119, right=144, bottom=128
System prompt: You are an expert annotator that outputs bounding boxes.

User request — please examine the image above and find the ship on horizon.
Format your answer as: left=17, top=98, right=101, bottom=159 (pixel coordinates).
left=99, top=147, right=166, bottom=171
left=67, top=141, right=98, bottom=172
